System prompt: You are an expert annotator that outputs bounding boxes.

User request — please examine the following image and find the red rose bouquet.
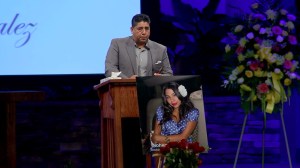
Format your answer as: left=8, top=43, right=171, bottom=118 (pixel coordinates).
left=159, top=139, right=205, bottom=168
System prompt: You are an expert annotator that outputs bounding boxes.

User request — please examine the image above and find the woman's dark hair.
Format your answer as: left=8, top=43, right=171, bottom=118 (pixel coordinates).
left=160, top=82, right=194, bottom=125
left=131, top=14, right=151, bottom=27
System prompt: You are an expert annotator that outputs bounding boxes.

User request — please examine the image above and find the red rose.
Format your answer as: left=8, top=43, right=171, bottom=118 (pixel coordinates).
left=159, top=145, right=170, bottom=154
left=249, top=61, right=259, bottom=71
left=188, top=141, right=199, bottom=150
left=283, top=60, right=293, bottom=70
left=194, top=146, right=205, bottom=153
left=178, top=139, right=188, bottom=150
left=188, top=142, right=205, bottom=153
left=272, top=45, right=281, bottom=52
left=235, top=46, right=244, bottom=54
left=257, top=83, right=269, bottom=94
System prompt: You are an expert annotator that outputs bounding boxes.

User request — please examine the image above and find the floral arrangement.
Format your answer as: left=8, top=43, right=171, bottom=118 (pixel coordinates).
left=222, top=1, right=300, bottom=113
left=159, top=139, right=205, bottom=168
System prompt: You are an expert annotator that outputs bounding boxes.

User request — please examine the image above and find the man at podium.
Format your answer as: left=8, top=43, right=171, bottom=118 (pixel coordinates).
left=104, top=13, right=173, bottom=79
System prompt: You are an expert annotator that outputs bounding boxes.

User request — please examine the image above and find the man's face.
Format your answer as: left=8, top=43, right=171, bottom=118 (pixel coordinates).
left=131, top=21, right=150, bottom=46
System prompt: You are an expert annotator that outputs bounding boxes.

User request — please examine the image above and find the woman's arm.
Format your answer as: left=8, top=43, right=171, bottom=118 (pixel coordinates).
left=151, top=120, right=197, bottom=144
left=167, top=121, right=197, bottom=142
left=151, top=120, right=165, bottom=144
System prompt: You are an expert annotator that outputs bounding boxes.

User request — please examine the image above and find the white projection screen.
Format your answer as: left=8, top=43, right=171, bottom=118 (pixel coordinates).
left=0, top=1, right=140, bottom=75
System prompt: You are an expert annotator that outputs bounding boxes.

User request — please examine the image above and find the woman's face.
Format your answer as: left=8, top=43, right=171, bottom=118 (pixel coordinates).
left=165, top=88, right=181, bottom=109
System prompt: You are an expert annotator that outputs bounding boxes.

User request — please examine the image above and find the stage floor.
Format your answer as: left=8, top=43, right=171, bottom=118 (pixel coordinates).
left=201, top=163, right=300, bottom=168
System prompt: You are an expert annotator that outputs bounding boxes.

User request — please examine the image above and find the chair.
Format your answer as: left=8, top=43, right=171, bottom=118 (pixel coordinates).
left=189, top=89, right=209, bottom=151
left=146, top=97, right=163, bottom=133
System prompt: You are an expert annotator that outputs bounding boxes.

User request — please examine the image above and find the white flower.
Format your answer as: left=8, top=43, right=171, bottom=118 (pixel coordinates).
left=221, top=80, right=229, bottom=88
left=225, top=44, right=231, bottom=53
left=237, top=77, right=244, bottom=84
left=232, top=68, right=239, bottom=75
left=276, top=56, right=285, bottom=65
left=274, top=68, right=281, bottom=73
left=265, top=78, right=273, bottom=86
left=287, top=21, right=295, bottom=30
left=253, top=24, right=260, bottom=31
left=269, top=54, right=277, bottom=63
left=234, top=25, right=244, bottom=32
left=178, top=85, right=187, bottom=97
left=280, top=9, right=288, bottom=15
left=229, top=74, right=237, bottom=81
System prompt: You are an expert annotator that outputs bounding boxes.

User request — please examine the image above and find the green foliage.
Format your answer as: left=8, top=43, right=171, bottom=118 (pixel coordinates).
left=164, top=148, right=199, bottom=168
left=63, top=160, right=72, bottom=168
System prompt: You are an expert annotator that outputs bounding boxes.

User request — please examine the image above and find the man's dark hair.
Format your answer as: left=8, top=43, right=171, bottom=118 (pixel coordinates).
left=131, top=14, right=151, bottom=27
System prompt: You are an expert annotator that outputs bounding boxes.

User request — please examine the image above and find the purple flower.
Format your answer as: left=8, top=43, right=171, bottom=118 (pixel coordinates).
left=272, top=26, right=283, bottom=35
left=259, top=28, right=266, bottom=34
left=255, top=37, right=262, bottom=44
left=246, top=32, right=254, bottom=39
left=252, top=14, right=266, bottom=20
left=221, top=33, right=238, bottom=45
left=276, top=35, right=284, bottom=42
left=288, top=72, right=297, bottom=79
left=279, top=20, right=286, bottom=26
left=287, top=14, right=296, bottom=21
left=288, top=35, right=297, bottom=45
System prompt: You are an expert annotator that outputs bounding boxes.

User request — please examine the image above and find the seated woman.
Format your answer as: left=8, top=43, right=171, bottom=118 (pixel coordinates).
left=151, top=82, right=199, bottom=144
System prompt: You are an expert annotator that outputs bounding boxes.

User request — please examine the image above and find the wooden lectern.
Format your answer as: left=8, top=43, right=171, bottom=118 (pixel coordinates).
left=94, top=79, right=139, bottom=168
